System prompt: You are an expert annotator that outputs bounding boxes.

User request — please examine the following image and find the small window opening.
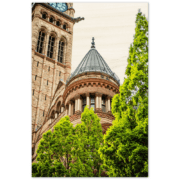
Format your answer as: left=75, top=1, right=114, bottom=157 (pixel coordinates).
left=59, top=71, right=61, bottom=76
left=37, top=61, right=39, bottom=67
left=48, top=66, right=50, bottom=71
left=47, top=80, right=48, bottom=85
left=43, top=110, right=45, bottom=117
left=33, top=89, right=34, bottom=95
left=49, top=17, right=54, bottom=23
left=35, top=75, right=37, bottom=80
left=45, top=95, right=46, bottom=100
left=56, top=21, right=60, bottom=26
left=63, top=24, right=66, bottom=30
left=42, top=13, right=46, bottom=19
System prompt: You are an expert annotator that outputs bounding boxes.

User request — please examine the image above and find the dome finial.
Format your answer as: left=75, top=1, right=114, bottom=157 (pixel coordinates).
left=91, top=37, right=95, bottom=48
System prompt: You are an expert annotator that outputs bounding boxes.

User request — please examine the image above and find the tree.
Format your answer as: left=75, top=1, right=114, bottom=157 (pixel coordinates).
left=69, top=107, right=104, bottom=177
left=98, top=10, right=148, bottom=177
left=32, top=107, right=104, bottom=177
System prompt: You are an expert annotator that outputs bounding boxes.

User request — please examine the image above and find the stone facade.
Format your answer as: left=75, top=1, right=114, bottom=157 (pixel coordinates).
left=32, top=3, right=120, bottom=162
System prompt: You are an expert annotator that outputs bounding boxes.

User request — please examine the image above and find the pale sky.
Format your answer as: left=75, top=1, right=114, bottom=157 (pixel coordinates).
left=71, top=3, right=148, bottom=84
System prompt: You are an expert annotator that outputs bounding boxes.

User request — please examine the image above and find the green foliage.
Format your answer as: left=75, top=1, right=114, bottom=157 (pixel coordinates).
left=70, top=107, right=104, bottom=177
left=32, top=107, right=104, bottom=177
left=98, top=11, right=148, bottom=177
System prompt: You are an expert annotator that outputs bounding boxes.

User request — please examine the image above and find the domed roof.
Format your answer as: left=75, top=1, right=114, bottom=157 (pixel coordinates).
left=66, top=38, right=120, bottom=85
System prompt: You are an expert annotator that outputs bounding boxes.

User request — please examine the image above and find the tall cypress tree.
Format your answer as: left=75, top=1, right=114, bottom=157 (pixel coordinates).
left=98, top=10, right=148, bottom=177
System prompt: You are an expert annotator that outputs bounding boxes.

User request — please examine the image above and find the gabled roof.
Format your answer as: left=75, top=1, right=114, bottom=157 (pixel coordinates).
left=66, top=38, right=120, bottom=85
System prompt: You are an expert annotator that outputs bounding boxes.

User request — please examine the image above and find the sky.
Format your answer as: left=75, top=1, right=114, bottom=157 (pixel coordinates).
left=71, top=3, right=148, bottom=85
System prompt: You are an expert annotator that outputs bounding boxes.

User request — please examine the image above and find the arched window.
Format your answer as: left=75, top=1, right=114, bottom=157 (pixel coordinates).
left=63, top=24, right=67, bottom=30
left=36, top=31, right=45, bottom=54
left=35, top=75, right=37, bottom=80
left=58, top=41, right=64, bottom=63
left=42, top=13, right=47, bottom=19
left=82, top=97, right=86, bottom=112
left=102, top=96, right=106, bottom=112
left=56, top=21, right=60, bottom=26
left=47, top=35, right=55, bottom=58
left=90, top=95, right=95, bottom=111
left=57, top=101, right=61, bottom=113
left=49, top=16, right=54, bottom=23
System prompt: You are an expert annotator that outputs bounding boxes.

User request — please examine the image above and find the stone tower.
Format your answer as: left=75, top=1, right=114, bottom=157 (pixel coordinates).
left=31, top=3, right=84, bottom=157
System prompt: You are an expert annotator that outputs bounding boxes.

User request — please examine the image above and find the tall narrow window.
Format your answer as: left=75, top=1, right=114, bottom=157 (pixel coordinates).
left=47, top=36, right=55, bottom=58
left=32, top=89, right=34, bottom=95
left=57, top=41, right=64, bottom=63
left=49, top=17, right=54, bottom=23
left=37, top=61, right=39, bottom=67
left=35, top=75, right=37, bottom=80
left=90, top=95, right=95, bottom=111
left=56, top=21, right=60, bottom=26
left=82, top=97, right=86, bottom=112
left=36, top=31, right=45, bottom=54
left=47, top=80, right=48, bottom=85
left=73, top=102, right=75, bottom=115
left=102, top=96, right=106, bottom=112
left=48, top=66, right=50, bottom=71
left=45, top=95, right=46, bottom=100
left=59, top=71, right=61, bottom=76
left=63, top=24, right=66, bottom=30
left=43, top=110, right=45, bottom=117
left=42, top=13, right=46, bottom=19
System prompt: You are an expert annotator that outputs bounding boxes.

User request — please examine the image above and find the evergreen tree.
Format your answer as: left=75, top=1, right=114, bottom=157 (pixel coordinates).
left=98, top=10, right=148, bottom=177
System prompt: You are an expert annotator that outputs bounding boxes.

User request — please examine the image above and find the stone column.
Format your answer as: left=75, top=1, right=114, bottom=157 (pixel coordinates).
left=69, top=101, right=72, bottom=116
left=75, top=95, right=81, bottom=114
left=86, top=93, right=90, bottom=108
left=99, top=94, right=102, bottom=110
left=95, top=93, right=99, bottom=109
left=61, top=106, right=64, bottom=112
left=44, top=31, right=50, bottom=55
left=55, top=113, right=58, bottom=118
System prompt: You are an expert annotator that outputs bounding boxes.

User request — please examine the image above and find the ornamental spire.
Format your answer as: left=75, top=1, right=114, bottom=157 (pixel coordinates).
left=91, top=37, right=95, bottom=48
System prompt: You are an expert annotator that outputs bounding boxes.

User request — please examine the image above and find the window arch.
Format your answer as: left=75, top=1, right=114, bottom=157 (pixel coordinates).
left=57, top=40, right=65, bottom=63
left=36, top=31, right=45, bottom=54
left=47, top=35, right=55, bottom=58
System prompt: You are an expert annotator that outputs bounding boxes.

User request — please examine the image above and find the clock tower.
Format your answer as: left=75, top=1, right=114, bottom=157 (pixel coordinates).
left=31, top=3, right=84, bottom=157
